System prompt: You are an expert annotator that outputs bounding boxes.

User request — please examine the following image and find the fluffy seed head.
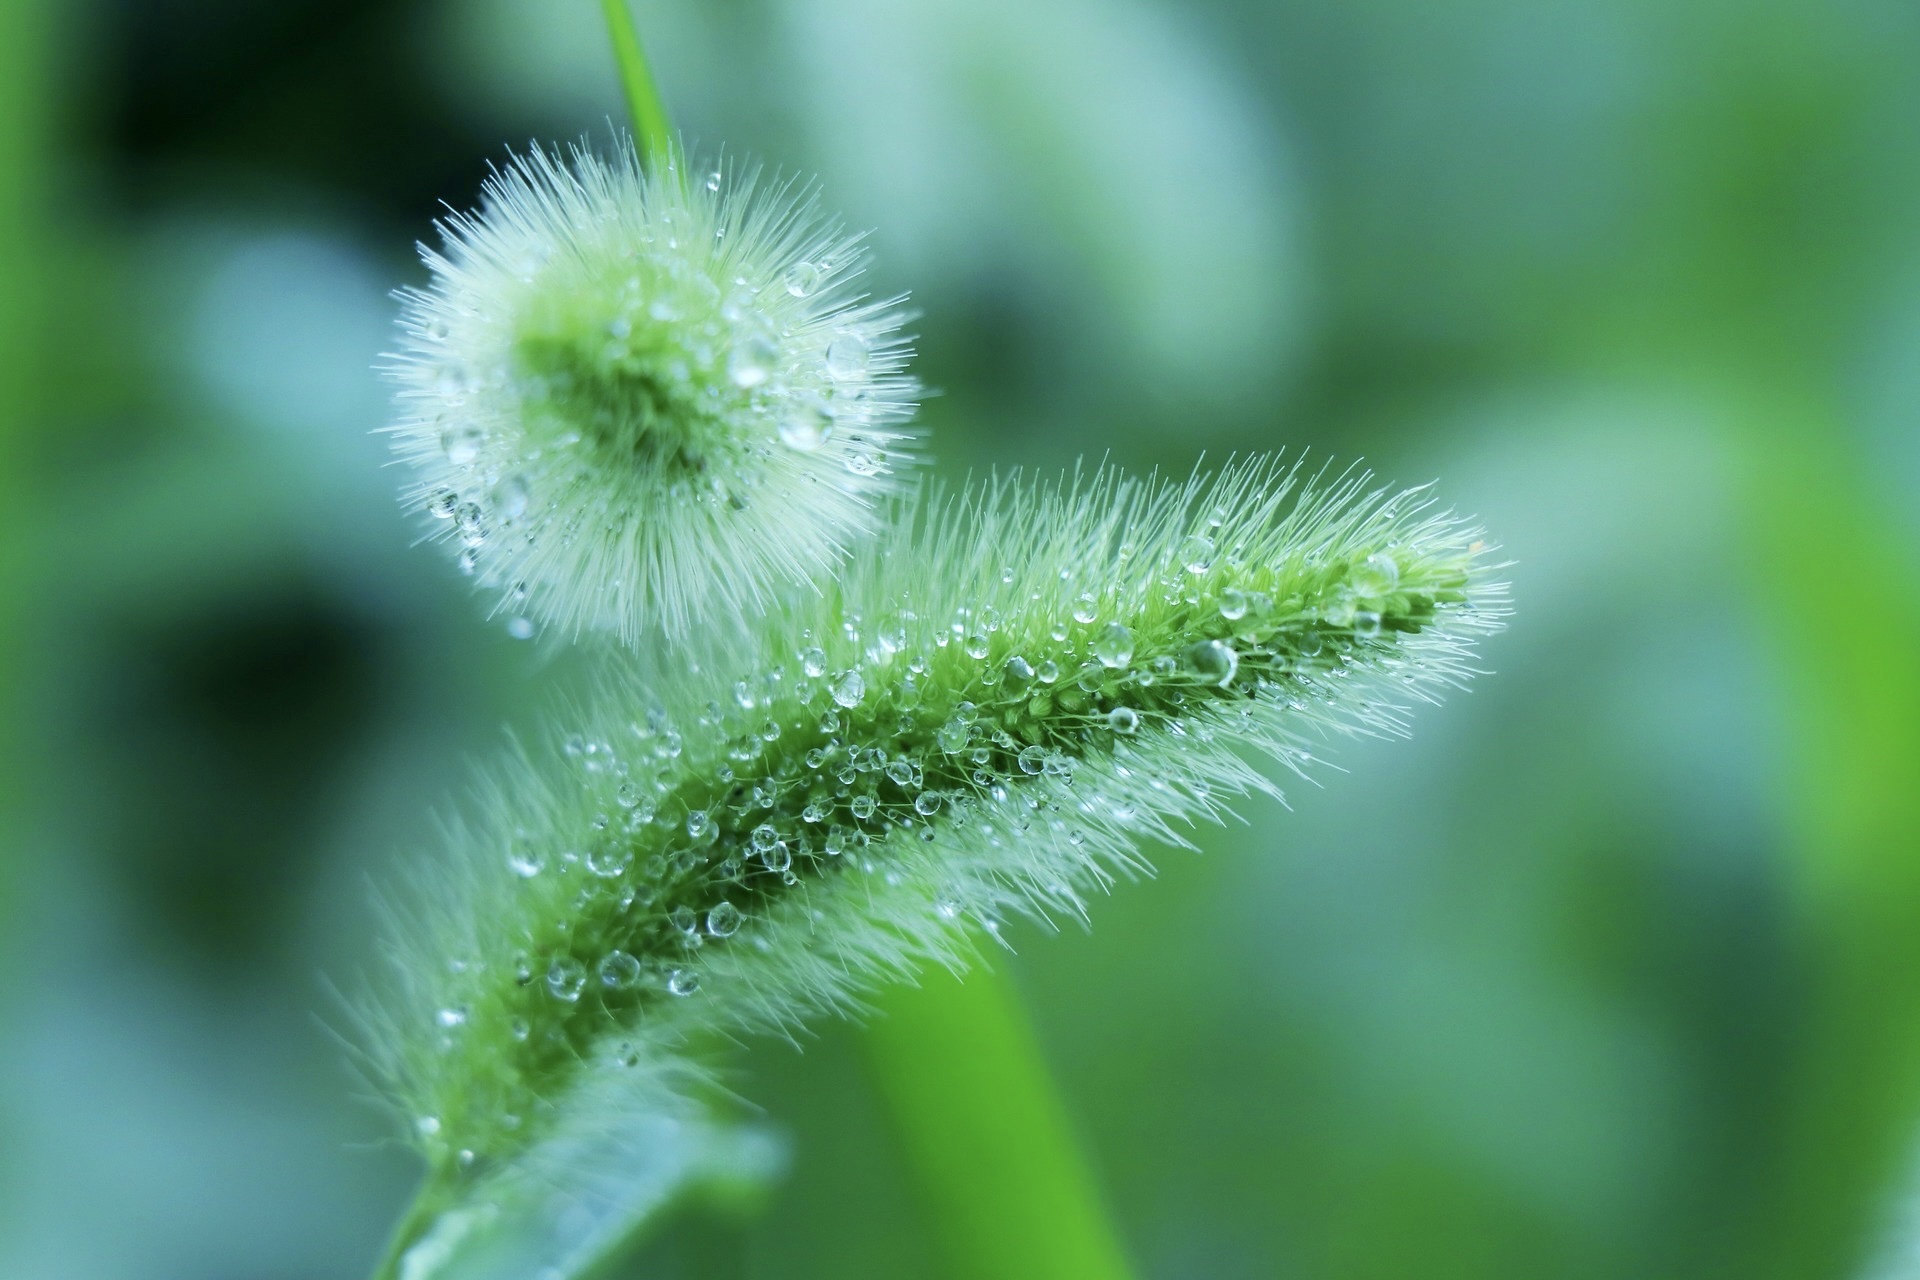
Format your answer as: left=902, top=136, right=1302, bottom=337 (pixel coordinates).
left=359, top=458, right=1508, bottom=1206
left=385, top=141, right=920, bottom=641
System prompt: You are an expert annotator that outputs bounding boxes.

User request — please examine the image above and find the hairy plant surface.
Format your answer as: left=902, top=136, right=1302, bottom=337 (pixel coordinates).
left=361, top=458, right=1507, bottom=1227
left=385, top=141, right=918, bottom=643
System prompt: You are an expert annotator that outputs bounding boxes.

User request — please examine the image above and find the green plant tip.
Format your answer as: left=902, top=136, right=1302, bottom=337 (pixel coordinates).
left=386, top=140, right=920, bottom=643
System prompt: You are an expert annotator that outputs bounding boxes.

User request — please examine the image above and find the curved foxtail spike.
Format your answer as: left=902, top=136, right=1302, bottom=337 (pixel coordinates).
left=358, top=457, right=1508, bottom=1264
left=384, top=139, right=920, bottom=645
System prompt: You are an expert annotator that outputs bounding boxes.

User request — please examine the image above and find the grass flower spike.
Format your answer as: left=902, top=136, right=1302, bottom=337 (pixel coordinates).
left=363, top=458, right=1507, bottom=1270
left=386, top=141, right=919, bottom=642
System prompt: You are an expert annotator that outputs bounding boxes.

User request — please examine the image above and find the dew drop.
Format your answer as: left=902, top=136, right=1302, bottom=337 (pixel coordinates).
left=1003, top=656, right=1035, bottom=687
left=706, top=902, right=743, bottom=937
left=937, top=717, right=970, bottom=753
left=832, top=671, right=865, bottom=707
left=758, top=841, right=792, bottom=873
left=436, top=1006, right=468, bottom=1028
left=705, top=170, right=722, bottom=192
left=1218, top=588, right=1249, bottom=621
left=784, top=261, right=821, bottom=297
left=1353, top=551, right=1400, bottom=597
left=442, top=426, right=482, bottom=467
left=825, top=332, right=871, bottom=380
left=1354, top=610, right=1383, bottom=639
left=851, top=795, right=877, bottom=820
left=800, top=646, right=828, bottom=677
left=1035, top=660, right=1060, bottom=684
left=1093, top=622, right=1134, bottom=668
left=1018, top=746, right=1048, bottom=775
left=506, top=841, right=545, bottom=878
left=1072, top=594, right=1099, bottom=624
left=546, top=958, right=586, bottom=1002
left=427, top=488, right=458, bottom=519
left=494, top=474, right=530, bottom=521
left=778, top=400, right=832, bottom=451
left=1184, top=639, right=1239, bottom=687
left=1107, top=706, right=1140, bottom=734
left=846, top=450, right=881, bottom=476
left=1180, top=534, right=1214, bottom=574
left=454, top=503, right=486, bottom=547
left=964, top=632, right=990, bottom=660
left=598, top=949, right=643, bottom=989
left=667, top=969, right=701, bottom=997
left=915, top=791, right=942, bottom=817
left=416, top=1115, right=442, bottom=1138
left=728, top=333, right=778, bottom=388
left=586, top=843, right=632, bottom=877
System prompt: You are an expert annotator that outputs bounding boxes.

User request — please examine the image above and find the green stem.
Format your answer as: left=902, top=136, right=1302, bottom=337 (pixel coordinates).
left=865, top=963, right=1135, bottom=1280
left=599, top=0, right=673, bottom=164
left=368, top=1170, right=454, bottom=1280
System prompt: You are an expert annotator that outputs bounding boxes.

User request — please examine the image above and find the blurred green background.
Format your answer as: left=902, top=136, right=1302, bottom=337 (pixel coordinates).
left=4, top=0, right=1920, bottom=1277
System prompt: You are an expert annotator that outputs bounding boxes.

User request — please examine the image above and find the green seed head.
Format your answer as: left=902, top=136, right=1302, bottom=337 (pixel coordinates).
left=362, top=457, right=1506, bottom=1190
left=386, top=141, right=920, bottom=642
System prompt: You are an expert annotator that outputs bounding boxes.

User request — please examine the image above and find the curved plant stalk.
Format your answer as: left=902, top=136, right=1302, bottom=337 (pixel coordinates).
left=867, top=963, right=1135, bottom=1280
left=600, top=0, right=672, bottom=165
left=359, top=459, right=1506, bottom=1278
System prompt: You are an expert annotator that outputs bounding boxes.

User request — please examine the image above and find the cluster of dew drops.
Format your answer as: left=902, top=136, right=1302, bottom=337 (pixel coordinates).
left=412, top=165, right=901, bottom=639
left=422, top=520, right=1429, bottom=1071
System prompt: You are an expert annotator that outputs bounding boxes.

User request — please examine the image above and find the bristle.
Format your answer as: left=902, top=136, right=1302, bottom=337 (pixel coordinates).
left=383, top=139, right=920, bottom=644
left=361, top=457, right=1508, bottom=1187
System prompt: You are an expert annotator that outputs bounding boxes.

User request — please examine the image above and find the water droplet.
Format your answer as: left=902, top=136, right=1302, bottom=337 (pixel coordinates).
left=586, top=843, right=632, bottom=877
left=705, top=169, right=722, bottom=192
left=1218, top=588, right=1249, bottom=621
left=937, top=717, right=970, bottom=753
left=832, top=671, right=865, bottom=707
left=1353, top=551, right=1400, bottom=597
left=1184, top=639, right=1239, bottom=686
left=598, top=949, right=643, bottom=989
left=1353, top=610, right=1383, bottom=639
left=825, top=331, right=871, bottom=380
left=935, top=899, right=961, bottom=920
left=1093, top=622, right=1134, bottom=668
left=707, top=902, right=743, bottom=937
left=454, top=503, right=486, bottom=547
left=506, top=616, right=535, bottom=640
left=436, top=1006, right=468, bottom=1028
left=667, top=969, right=700, bottom=997
left=750, top=824, right=779, bottom=851
left=800, top=647, right=828, bottom=677
left=456, top=547, right=478, bottom=575
left=851, top=795, right=877, bottom=820
left=442, top=426, right=482, bottom=467
left=416, top=1115, right=442, bottom=1138
left=846, top=450, right=881, bottom=476
left=728, top=332, right=778, bottom=388
left=1072, top=594, right=1099, bottom=624
left=784, top=261, right=821, bottom=297
left=1035, top=660, right=1060, bottom=684
left=1107, top=707, right=1140, bottom=734
left=1018, top=746, right=1048, bottom=775
left=778, top=400, right=832, bottom=450
left=424, top=318, right=451, bottom=342
left=547, top=958, right=586, bottom=1002
left=758, top=841, right=792, bottom=873
left=1180, top=534, right=1214, bottom=574
left=964, top=632, right=990, bottom=660
left=427, top=488, right=458, bottom=519
left=687, top=811, right=712, bottom=840
left=509, top=1018, right=529, bottom=1041
left=915, top=791, right=942, bottom=816
left=507, top=841, right=545, bottom=878
left=1003, top=655, right=1035, bottom=687
left=494, top=474, right=530, bottom=520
